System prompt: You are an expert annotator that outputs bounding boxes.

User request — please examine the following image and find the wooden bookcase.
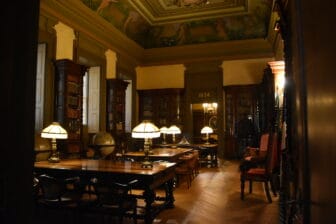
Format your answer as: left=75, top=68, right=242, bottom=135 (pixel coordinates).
left=106, top=79, right=129, bottom=149
left=138, top=88, right=184, bottom=128
left=54, top=59, right=87, bottom=158
left=223, top=85, right=259, bottom=158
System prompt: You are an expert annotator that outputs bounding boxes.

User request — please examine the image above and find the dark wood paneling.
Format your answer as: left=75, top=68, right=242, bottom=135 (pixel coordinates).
left=1, top=1, right=40, bottom=223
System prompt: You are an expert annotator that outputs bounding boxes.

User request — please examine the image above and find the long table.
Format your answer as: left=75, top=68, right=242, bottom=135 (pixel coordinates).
left=155, top=144, right=218, bottom=167
left=124, top=147, right=193, bottom=162
left=34, top=159, right=177, bottom=224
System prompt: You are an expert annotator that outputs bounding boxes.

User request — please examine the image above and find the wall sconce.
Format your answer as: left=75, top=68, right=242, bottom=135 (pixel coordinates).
left=41, top=122, right=68, bottom=163
left=201, top=126, right=213, bottom=144
left=132, top=120, right=160, bottom=168
left=202, top=102, right=218, bottom=114
left=167, top=125, right=181, bottom=145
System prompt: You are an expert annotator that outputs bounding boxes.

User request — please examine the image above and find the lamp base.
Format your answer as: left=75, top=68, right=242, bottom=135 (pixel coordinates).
left=141, top=160, right=153, bottom=168
left=48, top=152, right=60, bottom=163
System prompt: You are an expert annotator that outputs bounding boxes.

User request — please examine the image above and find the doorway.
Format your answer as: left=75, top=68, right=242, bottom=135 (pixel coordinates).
left=192, top=103, right=218, bottom=144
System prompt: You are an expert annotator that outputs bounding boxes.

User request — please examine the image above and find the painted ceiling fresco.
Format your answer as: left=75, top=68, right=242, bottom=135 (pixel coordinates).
left=80, top=0, right=273, bottom=49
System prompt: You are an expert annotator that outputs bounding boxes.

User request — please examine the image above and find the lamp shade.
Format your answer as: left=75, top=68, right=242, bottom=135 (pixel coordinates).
left=167, top=125, right=181, bottom=134
left=41, top=122, right=68, bottom=139
left=132, top=120, right=160, bottom=139
left=160, top=126, right=168, bottom=134
left=201, top=126, right=213, bottom=134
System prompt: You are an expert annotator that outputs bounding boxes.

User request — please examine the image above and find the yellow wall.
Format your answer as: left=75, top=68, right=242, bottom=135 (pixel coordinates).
left=54, top=22, right=75, bottom=60
left=105, top=49, right=117, bottom=79
left=135, top=58, right=274, bottom=90
left=136, top=64, right=185, bottom=89
left=222, top=58, right=274, bottom=86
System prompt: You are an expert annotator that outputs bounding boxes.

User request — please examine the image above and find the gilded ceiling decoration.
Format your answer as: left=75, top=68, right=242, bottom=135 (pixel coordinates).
left=81, top=0, right=273, bottom=49
left=128, top=0, right=248, bottom=25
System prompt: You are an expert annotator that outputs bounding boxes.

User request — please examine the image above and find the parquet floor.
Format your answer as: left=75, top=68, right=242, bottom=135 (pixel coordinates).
left=145, top=159, right=279, bottom=224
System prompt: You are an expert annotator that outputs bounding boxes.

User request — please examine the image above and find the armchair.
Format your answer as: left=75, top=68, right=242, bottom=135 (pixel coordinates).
left=240, top=133, right=279, bottom=203
left=239, top=133, right=270, bottom=172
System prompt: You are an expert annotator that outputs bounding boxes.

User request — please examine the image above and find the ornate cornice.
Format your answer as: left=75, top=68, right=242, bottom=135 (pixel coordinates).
left=40, top=0, right=143, bottom=67
left=142, top=38, right=274, bottom=65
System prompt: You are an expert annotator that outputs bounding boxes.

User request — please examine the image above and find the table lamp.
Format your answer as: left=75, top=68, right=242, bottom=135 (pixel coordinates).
left=41, top=122, right=68, bottom=163
left=167, top=125, right=181, bottom=145
left=132, top=120, right=160, bottom=168
left=160, top=126, right=168, bottom=144
left=201, top=126, right=213, bottom=144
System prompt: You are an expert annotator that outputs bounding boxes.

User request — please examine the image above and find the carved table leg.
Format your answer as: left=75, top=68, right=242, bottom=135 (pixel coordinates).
left=143, top=188, right=155, bottom=224
left=165, top=178, right=175, bottom=208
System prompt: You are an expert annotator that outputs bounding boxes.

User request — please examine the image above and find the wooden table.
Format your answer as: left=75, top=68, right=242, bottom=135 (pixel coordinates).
left=34, top=159, right=177, bottom=224
left=124, top=147, right=193, bottom=162
left=153, top=144, right=218, bottom=167
left=192, top=144, right=218, bottom=167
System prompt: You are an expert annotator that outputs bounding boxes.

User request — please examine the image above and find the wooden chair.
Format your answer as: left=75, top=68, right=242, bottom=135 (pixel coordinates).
left=35, top=174, right=84, bottom=224
left=175, top=151, right=199, bottom=189
left=240, top=133, right=279, bottom=203
left=87, top=178, right=138, bottom=224
left=239, top=133, right=270, bottom=172
left=37, top=174, right=83, bottom=207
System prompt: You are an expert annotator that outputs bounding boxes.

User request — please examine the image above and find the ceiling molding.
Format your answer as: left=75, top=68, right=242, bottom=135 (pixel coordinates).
left=141, top=38, right=274, bottom=65
left=129, top=0, right=248, bottom=25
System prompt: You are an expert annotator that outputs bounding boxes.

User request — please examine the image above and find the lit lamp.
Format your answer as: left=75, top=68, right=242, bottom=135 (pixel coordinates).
left=41, top=122, right=68, bottom=163
left=201, top=126, right=213, bottom=144
left=132, top=120, right=160, bottom=168
left=167, top=125, right=181, bottom=145
left=160, top=126, right=168, bottom=144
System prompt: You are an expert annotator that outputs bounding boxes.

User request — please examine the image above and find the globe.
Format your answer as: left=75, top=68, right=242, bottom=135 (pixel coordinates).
left=92, top=132, right=116, bottom=158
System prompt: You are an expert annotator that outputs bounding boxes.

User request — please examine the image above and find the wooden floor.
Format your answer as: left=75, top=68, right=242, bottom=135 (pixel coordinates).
left=140, top=159, right=279, bottom=224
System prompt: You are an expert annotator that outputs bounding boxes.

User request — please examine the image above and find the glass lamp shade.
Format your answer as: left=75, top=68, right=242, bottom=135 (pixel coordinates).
left=132, top=120, right=160, bottom=168
left=41, top=122, right=68, bottom=139
left=132, top=120, right=160, bottom=139
left=201, top=126, right=213, bottom=144
left=167, top=125, right=181, bottom=134
left=167, top=125, right=181, bottom=145
left=160, top=126, right=168, bottom=134
left=160, top=126, right=168, bottom=144
left=201, top=126, right=213, bottom=134
left=41, top=122, right=67, bottom=163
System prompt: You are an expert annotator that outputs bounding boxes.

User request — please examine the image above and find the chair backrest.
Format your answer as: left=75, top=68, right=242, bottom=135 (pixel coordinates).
left=38, top=174, right=66, bottom=201
left=92, top=178, right=137, bottom=206
left=259, top=133, right=270, bottom=152
left=265, top=133, right=279, bottom=174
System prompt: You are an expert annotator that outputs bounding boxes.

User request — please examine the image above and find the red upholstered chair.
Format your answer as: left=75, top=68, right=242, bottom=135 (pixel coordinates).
left=239, top=133, right=270, bottom=172
left=240, top=133, right=279, bottom=203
